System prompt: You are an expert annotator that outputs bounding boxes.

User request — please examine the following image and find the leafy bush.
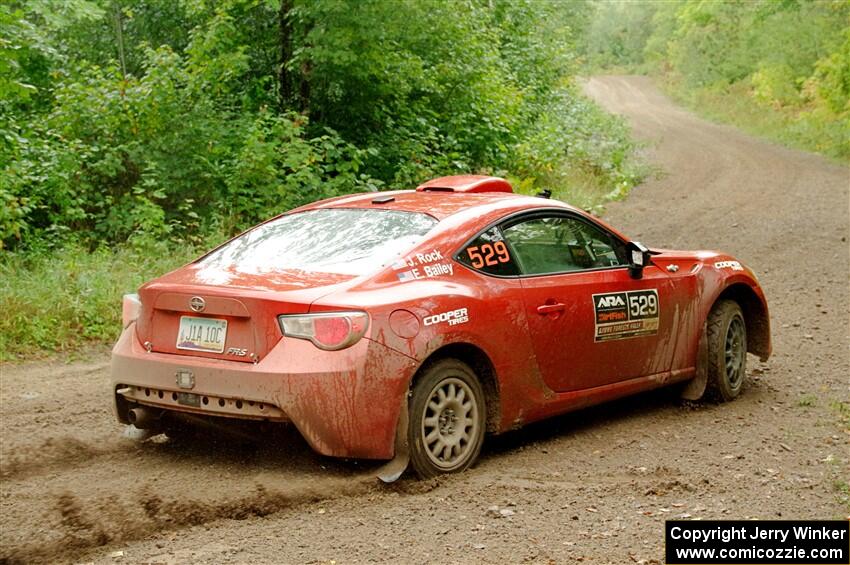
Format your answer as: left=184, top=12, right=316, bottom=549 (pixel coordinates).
left=1, top=42, right=376, bottom=248
left=224, top=112, right=381, bottom=233
left=2, top=0, right=644, bottom=252
left=512, top=85, right=644, bottom=207
left=809, top=29, right=850, bottom=116
left=751, top=64, right=800, bottom=108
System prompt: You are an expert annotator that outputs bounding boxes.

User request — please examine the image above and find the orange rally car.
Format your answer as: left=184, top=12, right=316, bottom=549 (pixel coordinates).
left=112, top=175, right=770, bottom=478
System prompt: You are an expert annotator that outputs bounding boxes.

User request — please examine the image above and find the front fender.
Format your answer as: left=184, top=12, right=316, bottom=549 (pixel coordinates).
left=701, top=263, right=771, bottom=361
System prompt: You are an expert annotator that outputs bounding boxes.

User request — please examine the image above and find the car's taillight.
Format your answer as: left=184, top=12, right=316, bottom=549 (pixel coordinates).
left=278, top=311, right=369, bottom=351
left=122, top=293, right=142, bottom=327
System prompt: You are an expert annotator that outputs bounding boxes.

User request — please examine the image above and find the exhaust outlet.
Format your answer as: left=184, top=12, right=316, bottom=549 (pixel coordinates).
left=127, top=406, right=162, bottom=429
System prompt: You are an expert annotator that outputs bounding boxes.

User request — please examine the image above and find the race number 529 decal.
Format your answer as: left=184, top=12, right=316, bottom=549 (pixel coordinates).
left=466, top=241, right=510, bottom=268
left=628, top=292, right=658, bottom=318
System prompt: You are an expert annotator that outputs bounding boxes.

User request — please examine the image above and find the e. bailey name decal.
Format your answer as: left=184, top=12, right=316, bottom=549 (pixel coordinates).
left=592, top=289, right=659, bottom=342
left=396, top=263, right=454, bottom=281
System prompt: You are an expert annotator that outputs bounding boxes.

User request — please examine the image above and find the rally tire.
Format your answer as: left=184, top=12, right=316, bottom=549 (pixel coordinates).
left=705, top=299, right=747, bottom=402
left=408, top=359, right=486, bottom=479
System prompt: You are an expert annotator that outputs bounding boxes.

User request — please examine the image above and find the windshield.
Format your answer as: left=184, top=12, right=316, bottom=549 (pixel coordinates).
left=196, top=208, right=438, bottom=277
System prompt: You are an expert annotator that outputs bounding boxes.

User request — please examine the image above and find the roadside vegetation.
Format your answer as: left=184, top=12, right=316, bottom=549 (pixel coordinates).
left=583, top=0, right=850, bottom=161
left=0, top=0, right=645, bottom=360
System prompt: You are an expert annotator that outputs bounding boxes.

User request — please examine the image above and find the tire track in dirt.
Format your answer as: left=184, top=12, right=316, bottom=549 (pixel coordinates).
left=1, top=475, right=380, bottom=564
left=0, top=435, right=135, bottom=480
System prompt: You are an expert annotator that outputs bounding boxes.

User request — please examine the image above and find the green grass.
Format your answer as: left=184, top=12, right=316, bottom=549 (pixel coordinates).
left=543, top=163, right=650, bottom=214
left=514, top=166, right=639, bottom=213
left=835, top=479, right=850, bottom=513
left=512, top=143, right=652, bottom=215
left=659, top=77, right=850, bottom=162
left=797, top=394, right=818, bottom=407
left=0, top=243, right=198, bottom=362
left=832, top=400, right=850, bottom=431
left=826, top=401, right=850, bottom=512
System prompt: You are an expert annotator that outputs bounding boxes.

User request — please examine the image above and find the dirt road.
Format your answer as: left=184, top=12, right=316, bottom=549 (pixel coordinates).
left=1, top=75, right=848, bottom=564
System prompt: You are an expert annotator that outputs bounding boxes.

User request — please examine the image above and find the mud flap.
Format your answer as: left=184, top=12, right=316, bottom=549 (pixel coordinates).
left=376, top=395, right=410, bottom=483
left=680, top=322, right=708, bottom=401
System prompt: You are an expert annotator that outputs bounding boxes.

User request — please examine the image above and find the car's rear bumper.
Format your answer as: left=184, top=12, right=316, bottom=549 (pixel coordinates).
left=111, top=322, right=418, bottom=459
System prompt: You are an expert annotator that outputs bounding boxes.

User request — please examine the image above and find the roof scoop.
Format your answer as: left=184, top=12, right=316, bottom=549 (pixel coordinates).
left=415, top=175, right=513, bottom=194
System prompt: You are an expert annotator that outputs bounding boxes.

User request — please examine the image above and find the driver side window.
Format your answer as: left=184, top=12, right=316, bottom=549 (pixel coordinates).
left=502, top=215, right=626, bottom=276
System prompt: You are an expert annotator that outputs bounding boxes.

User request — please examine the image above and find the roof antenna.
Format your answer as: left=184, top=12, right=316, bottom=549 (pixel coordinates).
left=536, top=189, right=552, bottom=199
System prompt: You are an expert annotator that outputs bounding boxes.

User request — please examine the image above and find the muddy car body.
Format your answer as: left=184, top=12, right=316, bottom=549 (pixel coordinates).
left=112, top=175, right=770, bottom=477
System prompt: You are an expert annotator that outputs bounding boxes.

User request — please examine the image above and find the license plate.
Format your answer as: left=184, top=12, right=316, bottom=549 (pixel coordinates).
left=177, top=392, right=200, bottom=407
left=176, top=316, right=227, bottom=353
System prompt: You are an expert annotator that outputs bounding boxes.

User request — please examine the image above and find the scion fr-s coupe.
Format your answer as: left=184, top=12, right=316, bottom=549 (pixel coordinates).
left=112, top=175, right=770, bottom=479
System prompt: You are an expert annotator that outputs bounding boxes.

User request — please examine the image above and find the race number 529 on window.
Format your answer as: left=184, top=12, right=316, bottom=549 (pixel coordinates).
left=466, top=241, right=510, bottom=268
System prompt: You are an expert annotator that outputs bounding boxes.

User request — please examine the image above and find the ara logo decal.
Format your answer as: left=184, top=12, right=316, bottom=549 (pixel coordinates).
left=423, top=307, right=469, bottom=327
left=596, top=294, right=626, bottom=309
left=592, top=290, right=660, bottom=342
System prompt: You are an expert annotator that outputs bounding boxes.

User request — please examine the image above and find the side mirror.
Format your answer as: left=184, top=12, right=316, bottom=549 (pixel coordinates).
left=627, top=241, right=651, bottom=279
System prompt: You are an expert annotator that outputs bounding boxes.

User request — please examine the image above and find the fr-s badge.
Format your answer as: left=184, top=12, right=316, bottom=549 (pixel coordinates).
left=592, top=289, right=660, bottom=342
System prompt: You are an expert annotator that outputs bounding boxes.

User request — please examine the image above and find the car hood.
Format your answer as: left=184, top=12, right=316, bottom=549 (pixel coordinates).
left=650, top=248, right=734, bottom=267
left=650, top=248, right=751, bottom=276
left=650, top=248, right=724, bottom=261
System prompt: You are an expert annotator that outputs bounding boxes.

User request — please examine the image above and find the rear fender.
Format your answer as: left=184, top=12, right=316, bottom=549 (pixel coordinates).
left=410, top=326, right=551, bottom=434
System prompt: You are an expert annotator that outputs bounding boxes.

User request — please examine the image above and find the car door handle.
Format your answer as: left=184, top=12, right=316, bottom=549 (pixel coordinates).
left=536, top=303, right=566, bottom=315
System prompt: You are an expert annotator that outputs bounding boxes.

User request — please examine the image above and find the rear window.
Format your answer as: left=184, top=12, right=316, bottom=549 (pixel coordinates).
left=197, top=209, right=437, bottom=276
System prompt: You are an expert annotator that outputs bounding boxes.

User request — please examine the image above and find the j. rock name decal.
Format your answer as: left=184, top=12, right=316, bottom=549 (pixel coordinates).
left=592, top=289, right=660, bottom=342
